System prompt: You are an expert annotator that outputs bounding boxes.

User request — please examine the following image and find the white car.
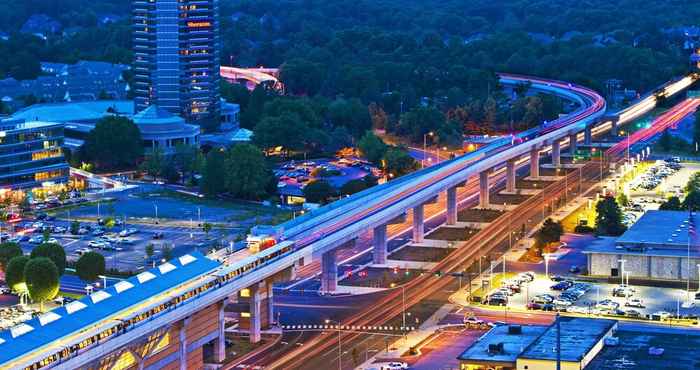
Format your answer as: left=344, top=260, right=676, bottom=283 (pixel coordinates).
left=553, top=298, right=573, bottom=307
left=625, top=298, right=645, bottom=308
left=378, top=362, right=408, bottom=370
left=596, top=300, right=620, bottom=311
left=463, top=315, right=484, bottom=327
left=119, top=228, right=138, bottom=237
left=88, top=240, right=108, bottom=249
left=28, top=236, right=44, bottom=244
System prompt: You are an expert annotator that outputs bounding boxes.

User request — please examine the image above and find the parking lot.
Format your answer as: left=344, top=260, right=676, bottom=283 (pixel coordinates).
left=476, top=234, right=700, bottom=321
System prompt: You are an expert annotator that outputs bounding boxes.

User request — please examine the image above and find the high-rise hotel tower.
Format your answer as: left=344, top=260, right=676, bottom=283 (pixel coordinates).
left=133, top=0, right=221, bottom=126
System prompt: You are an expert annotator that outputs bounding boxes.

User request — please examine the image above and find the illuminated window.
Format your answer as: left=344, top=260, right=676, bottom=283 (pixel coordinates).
left=241, top=312, right=250, bottom=318
left=240, top=288, right=250, bottom=298
left=110, top=351, right=136, bottom=370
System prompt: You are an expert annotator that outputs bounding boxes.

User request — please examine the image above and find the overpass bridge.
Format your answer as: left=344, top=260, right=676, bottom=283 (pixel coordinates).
left=220, top=66, right=283, bottom=92
left=1, top=74, right=696, bottom=370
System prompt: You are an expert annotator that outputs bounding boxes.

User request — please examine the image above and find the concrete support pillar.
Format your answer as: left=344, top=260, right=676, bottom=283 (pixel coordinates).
left=373, top=224, right=388, bottom=264
left=529, top=147, right=540, bottom=179
left=479, top=170, right=490, bottom=208
left=249, top=284, right=262, bottom=343
left=214, top=300, right=227, bottom=362
left=321, top=249, right=338, bottom=293
left=179, top=317, right=191, bottom=370
left=267, top=281, right=274, bottom=326
left=506, top=159, right=516, bottom=193
left=446, top=186, right=458, bottom=225
left=568, top=133, right=578, bottom=156
left=584, top=125, right=592, bottom=145
left=412, top=204, right=425, bottom=243
left=552, top=139, right=561, bottom=168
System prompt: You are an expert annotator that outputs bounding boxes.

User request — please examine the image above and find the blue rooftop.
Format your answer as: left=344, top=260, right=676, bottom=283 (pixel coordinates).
left=0, top=252, right=221, bottom=365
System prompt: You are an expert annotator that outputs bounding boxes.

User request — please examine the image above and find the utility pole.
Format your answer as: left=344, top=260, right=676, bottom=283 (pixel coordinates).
left=556, top=312, right=561, bottom=370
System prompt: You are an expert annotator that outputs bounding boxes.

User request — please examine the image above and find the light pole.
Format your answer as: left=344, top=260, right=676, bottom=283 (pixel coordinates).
left=618, top=259, right=626, bottom=285
left=544, top=254, right=553, bottom=279
left=325, top=319, right=342, bottom=370
left=422, top=132, right=434, bottom=168
left=153, top=203, right=158, bottom=224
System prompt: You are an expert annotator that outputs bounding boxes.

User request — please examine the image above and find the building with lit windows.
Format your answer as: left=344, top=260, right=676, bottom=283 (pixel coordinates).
left=0, top=119, right=69, bottom=199
left=132, top=0, right=221, bottom=126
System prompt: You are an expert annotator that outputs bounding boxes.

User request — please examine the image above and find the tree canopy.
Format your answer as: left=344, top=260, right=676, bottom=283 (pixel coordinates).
left=30, top=242, right=66, bottom=276
left=82, top=116, right=143, bottom=170
left=76, top=251, right=106, bottom=282
left=5, top=255, right=29, bottom=291
left=303, top=180, right=336, bottom=204
left=595, top=196, right=627, bottom=236
left=24, top=257, right=59, bottom=311
left=0, top=242, right=22, bottom=272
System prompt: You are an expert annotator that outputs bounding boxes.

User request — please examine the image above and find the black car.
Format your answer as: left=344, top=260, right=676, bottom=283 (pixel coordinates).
left=153, top=232, right=165, bottom=239
left=550, top=275, right=566, bottom=282
left=550, top=281, right=573, bottom=290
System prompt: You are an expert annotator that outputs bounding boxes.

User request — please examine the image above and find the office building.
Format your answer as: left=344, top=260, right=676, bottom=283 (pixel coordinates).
left=0, top=119, right=69, bottom=200
left=133, top=0, right=221, bottom=125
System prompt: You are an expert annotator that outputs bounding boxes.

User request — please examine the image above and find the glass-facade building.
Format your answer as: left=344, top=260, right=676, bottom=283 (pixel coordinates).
left=133, top=0, right=221, bottom=125
left=0, top=120, right=69, bottom=191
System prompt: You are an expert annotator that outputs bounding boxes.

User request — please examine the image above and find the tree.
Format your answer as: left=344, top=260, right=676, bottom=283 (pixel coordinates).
left=224, top=144, right=274, bottom=200
left=30, top=242, right=66, bottom=276
left=24, top=257, right=59, bottom=311
left=201, top=149, right=227, bottom=196
left=383, top=147, right=418, bottom=177
left=202, top=222, right=213, bottom=237
left=162, top=245, right=173, bottom=261
left=70, top=220, right=80, bottom=235
left=0, top=242, right=22, bottom=272
left=340, top=179, right=369, bottom=196
left=76, top=252, right=105, bottom=282
left=398, top=106, right=445, bottom=142
left=145, top=244, right=155, bottom=259
left=595, top=196, right=627, bottom=236
left=683, top=190, right=700, bottom=211
left=327, top=98, right=372, bottom=138
left=303, top=180, right=336, bottom=204
left=358, top=132, right=388, bottom=165
left=141, top=148, right=165, bottom=180
left=658, top=131, right=672, bottom=151
left=659, top=196, right=683, bottom=211
left=534, top=218, right=564, bottom=253
left=616, top=193, right=630, bottom=208
left=253, top=114, right=307, bottom=153
left=83, top=116, right=143, bottom=170
left=5, top=255, right=29, bottom=291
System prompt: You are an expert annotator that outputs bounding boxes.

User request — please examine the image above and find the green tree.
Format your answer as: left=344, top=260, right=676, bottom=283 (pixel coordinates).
left=162, top=245, right=173, bottom=261
left=358, top=132, right=388, bottom=165
left=383, top=147, right=418, bottom=177
left=201, top=149, right=227, bottom=196
left=280, top=58, right=325, bottom=96
left=303, top=180, right=336, bottom=204
left=658, top=131, right=672, bottom=151
left=202, top=222, right=213, bottom=237
left=534, top=218, right=564, bottom=253
left=24, top=257, right=59, bottom=311
left=398, top=106, right=445, bottom=143
left=224, top=144, right=274, bottom=200
left=659, top=196, right=683, bottom=211
left=683, top=190, right=700, bottom=211
left=327, top=98, right=372, bottom=138
left=30, top=242, right=66, bottom=276
left=145, top=244, right=155, bottom=259
left=253, top=114, right=307, bottom=153
left=340, top=179, right=369, bottom=196
left=75, top=252, right=106, bottom=282
left=141, top=148, right=165, bottom=180
left=83, top=116, right=143, bottom=170
left=5, top=255, right=29, bottom=291
left=0, top=242, right=22, bottom=272
left=70, top=220, right=80, bottom=235
left=686, top=173, right=700, bottom=193
left=595, top=196, right=627, bottom=236
left=616, top=193, right=630, bottom=208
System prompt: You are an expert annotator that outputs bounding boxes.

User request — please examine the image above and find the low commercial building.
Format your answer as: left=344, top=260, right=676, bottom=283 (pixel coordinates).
left=457, top=318, right=617, bottom=370
left=0, top=118, right=69, bottom=200
left=584, top=210, right=700, bottom=282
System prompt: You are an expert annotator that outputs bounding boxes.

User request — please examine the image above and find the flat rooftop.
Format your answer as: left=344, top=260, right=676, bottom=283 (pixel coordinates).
left=457, top=325, right=548, bottom=364
left=587, top=328, right=700, bottom=369
left=0, top=252, right=221, bottom=366
left=616, top=210, right=697, bottom=249
left=520, top=317, right=616, bottom=362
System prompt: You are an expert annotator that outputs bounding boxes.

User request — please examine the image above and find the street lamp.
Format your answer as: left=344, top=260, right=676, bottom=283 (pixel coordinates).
left=153, top=203, right=158, bottom=224
left=325, top=319, right=342, bottom=370
left=618, top=259, right=627, bottom=285
left=422, top=132, right=434, bottom=168
left=544, top=254, right=553, bottom=279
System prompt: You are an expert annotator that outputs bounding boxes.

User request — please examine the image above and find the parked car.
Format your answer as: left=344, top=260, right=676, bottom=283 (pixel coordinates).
left=463, top=315, right=484, bottom=327
left=625, top=309, right=642, bottom=318
left=52, top=226, right=66, bottom=234
left=625, top=298, right=645, bottom=308
left=550, top=281, right=573, bottom=291
left=379, top=362, right=409, bottom=370
left=569, top=265, right=581, bottom=273
left=596, top=299, right=620, bottom=311
left=119, top=228, right=138, bottom=237
left=92, top=228, right=105, bottom=236
left=532, top=294, right=555, bottom=304
left=612, top=285, right=635, bottom=297
left=553, top=298, right=574, bottom=307
left=152, top=231, right=165, bottom=239
left=487, top=295, right=508, bottom=306
left=28, top=235, right=44, bottom=244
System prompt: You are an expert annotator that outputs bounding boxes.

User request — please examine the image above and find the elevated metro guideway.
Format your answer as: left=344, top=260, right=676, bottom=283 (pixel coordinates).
left=1, top=74, right=696, bottom=369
